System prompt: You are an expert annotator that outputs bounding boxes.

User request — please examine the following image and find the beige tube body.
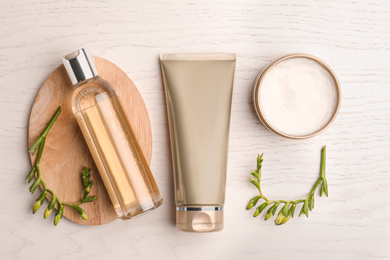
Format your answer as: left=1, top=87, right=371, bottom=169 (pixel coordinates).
left=160, top=54, right=236, bottom=232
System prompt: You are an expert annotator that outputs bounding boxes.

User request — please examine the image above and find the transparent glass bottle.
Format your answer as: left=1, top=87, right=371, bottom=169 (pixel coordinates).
left=62, top=49, right=163, bottom=220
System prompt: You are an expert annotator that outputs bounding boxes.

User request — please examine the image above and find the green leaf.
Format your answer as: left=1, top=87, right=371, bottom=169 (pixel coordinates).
left=250, top=178, right=260, bottom=189
left=26, top=167, right=36, bottom=183
left=246, top=196, right=261, bottom=210
left=309, top=195, right=315, bottom=211
left=272, top=202, right=280, bottom=215
left=322, top=179, right=329, bottom=197
left=48, top=196, right=57, bottom=210
left=250, top=171, right=259, bottom=179
left=253, top=202, right=268, bottom=217
left=303, top=200, right=309, bottom=217
left=72, top=205, right=88, bottom=220
left=299, top=201, right=309, bottom=217
left=281, top=202, right=290, bottom=217
left=272, top=203, right=280, bottom=215
left=29, top=178, right=41, bottom=194
left=82, top=196, right=97, bottom=203
left=288, top=204, right=296, bottom=218
left=28, top=137, right=43, bottom=155
left=267, top=204, right=276, bottom=216
left=299, top=206, right=304, bottom=217
left=35, top=191, right=47, bottom=203
left=82, top=190, right=89, bottom=200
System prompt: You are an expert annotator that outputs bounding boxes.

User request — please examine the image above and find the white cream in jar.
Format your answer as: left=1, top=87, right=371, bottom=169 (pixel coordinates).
left=254, top=54, right=341, bottom=138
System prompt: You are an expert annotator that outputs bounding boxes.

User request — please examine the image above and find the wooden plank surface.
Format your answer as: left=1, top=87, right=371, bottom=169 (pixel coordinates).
left=0, top=0, right=389, bottom=259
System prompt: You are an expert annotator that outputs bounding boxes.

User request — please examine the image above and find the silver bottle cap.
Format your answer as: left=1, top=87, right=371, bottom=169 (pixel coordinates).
left=62, top=48, right=98, bottom=85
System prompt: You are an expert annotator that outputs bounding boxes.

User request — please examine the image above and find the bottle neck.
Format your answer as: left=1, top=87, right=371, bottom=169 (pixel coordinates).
left=73, top=75, right=100, bottom=89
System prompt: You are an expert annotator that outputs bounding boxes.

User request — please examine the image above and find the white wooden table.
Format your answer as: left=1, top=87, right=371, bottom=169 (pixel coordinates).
left=1, top=1, right=389, bottom=259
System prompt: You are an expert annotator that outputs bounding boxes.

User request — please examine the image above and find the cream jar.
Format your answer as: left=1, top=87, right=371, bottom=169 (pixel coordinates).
left=253, top=53, right=341, bottom=139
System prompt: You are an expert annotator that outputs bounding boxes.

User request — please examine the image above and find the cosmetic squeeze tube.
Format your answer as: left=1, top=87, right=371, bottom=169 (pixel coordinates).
left=160, top=53, right=236, bottom=232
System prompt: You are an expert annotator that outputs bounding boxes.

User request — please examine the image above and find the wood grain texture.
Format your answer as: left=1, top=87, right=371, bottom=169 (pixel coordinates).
left=28, top=57, right=152, bottom=225
left=0, top=0, right=390, bottom=259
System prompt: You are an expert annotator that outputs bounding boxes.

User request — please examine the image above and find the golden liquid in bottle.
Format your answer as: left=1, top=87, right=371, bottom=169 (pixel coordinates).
left=75, top=92, right=162, bottom=219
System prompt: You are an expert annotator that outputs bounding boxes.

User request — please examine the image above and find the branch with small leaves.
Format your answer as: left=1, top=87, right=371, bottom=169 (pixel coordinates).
left=246, top=146, right=328, bottom=225
left=26, top=106, right=97, bottom=226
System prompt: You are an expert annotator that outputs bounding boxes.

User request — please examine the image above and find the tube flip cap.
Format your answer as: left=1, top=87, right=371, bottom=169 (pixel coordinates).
left=176, top=206, right=224, bottom=232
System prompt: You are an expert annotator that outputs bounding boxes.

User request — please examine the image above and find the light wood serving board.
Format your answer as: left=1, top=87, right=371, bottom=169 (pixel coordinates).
left=28, top=57, right=152, bottom=226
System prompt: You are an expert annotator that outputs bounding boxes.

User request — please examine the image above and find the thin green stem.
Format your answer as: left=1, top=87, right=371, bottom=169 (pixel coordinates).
left=26, top=106, right=97, bottom=225
left=320, top=146, right=326, bottom=179
left=28, top=137, right=42, bottom=154
left=46, top=189, right=54, bottom=196
left=248, top=146, right=328, bottom=224
left=41, top=179, right=46, bottom=189
left=267, top=199, right=306, bottom=205
left=54, top=196, right=61, bottom=205
left=41, top=107, right=61, bottom=138
left=28, top=107, right=61, bottom=153
left=35, top=138, right=45, bottom=168
left=256, top=168, right=321, bottom=205
left=257, top=185, right=266, bottom=200
left=63, top=201, right=84, bottom=207
left=309, top=178, right=322, bottom=196
left=259, top=177, right=322, bottom=208
left=36, top=166, right=41, bottom=179
left=255, top=158, right=267, bottom=200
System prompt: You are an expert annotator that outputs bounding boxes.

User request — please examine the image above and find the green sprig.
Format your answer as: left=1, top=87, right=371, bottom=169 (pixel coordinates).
left=246, top=146, right=328, bottom=225
left=26, top=106, right=98, bottom=226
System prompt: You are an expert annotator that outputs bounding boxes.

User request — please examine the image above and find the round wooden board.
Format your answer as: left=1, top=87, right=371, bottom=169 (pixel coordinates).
left=28, top=57, right=152, bottom=226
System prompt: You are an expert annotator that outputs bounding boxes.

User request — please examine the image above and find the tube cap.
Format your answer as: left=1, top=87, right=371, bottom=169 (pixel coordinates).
left=176, top=207, right=224, bottom=232
left=62, top=48, right=98, bottom=85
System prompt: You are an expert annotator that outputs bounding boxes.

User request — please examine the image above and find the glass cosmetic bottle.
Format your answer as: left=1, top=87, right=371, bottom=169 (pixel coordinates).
left=62, top=49, right=163, bottom=220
